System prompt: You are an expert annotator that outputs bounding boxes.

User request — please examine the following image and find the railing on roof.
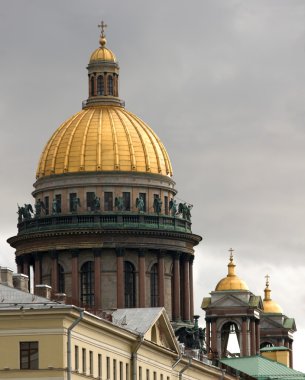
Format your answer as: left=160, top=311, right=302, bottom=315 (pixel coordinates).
left=17, top=212, right=192, bottom=234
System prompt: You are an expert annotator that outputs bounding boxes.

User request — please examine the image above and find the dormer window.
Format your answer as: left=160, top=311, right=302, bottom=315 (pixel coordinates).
left=97, top=75, right=104, bottom=95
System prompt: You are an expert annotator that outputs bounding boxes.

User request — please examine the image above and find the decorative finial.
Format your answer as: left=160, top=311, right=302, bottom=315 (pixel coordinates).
left=229, top=248, right=234, bottom=262
left=98, top=21, right=108, bottom=47
left=265, top=274, right=270, bottom=287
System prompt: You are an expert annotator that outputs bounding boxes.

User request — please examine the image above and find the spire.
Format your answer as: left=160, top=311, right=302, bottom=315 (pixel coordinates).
left=264, top=274, right=272, bottom=301
left=227, top=248, right=236, bottom=277
left=98, top=20, right=107, bottom=47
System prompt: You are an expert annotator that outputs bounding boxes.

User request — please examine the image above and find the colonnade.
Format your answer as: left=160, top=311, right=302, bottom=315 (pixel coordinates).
left=16, top=249, right=194, bottom=322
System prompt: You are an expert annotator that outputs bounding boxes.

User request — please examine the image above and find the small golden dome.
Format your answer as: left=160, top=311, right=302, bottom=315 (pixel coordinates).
left=90, top=46, right=117, bottom=63
left=215, top=249, right=249, bottom=291
left=36, top=106, right=173, bottom=178
left=263, top=275, right=283, bottom=314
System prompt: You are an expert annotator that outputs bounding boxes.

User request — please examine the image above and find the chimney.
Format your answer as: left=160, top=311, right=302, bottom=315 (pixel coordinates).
left=13, top=273, right=29, bottom=292
left=53, top=293, right=67, bottom=304
left=0, top=267, right=14, bottom=287
left=35, top=284, right=52, bottom=300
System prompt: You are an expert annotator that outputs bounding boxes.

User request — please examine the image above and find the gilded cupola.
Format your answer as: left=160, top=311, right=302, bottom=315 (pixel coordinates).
left=215, top=249, right=249, bottom=291
left=263, top=275, right=283, bottom=314
left=36, top=23, right=173, bottom=179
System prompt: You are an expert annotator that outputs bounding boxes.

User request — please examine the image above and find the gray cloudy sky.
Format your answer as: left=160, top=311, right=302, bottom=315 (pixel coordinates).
left=1, top=0, right=305, bottom=370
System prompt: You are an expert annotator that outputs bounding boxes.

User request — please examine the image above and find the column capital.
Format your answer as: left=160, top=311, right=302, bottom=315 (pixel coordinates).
left=116, top=247, right=125, bottom=257
left=49, top=250, right=58, bottom=259
left=138, top=249, right=147, bottom=257
left=158, top=249, right=166, bottom=258
left=71, top=249, right=80, bottom=258
left=93, top=248, right=102, bottom=257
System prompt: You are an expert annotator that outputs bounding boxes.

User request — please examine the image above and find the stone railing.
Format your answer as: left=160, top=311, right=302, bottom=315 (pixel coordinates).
left=17, top=212, right=192, bottom=234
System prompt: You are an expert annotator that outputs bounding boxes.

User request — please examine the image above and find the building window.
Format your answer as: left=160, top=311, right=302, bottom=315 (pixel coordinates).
left=146, top=369, right=150, bottom=380
left=44, top=196, right=49, bottom=215
left=91, top=76, right=95, bottom=96
left=82, top=348, right=86, bottom=373
left=86, top=192, right=95, bottom=210
left=153, top=372, right=157, bottom=380
left=80, top=261, right=94, bottom=307
left=75, top=345, right=79, bottom=371
left=108, top=76, right=113, bottom=95
left=54, top=194, right=62, bottom=213
left=89, top=351, right=93, bottom=375
left=150, top=263, right=158, bottom=307
left=107, top=357, right=110, bottom=379
left=58, top=263, right=65, bottom=293
left=98, top=354, right=102, bottom=379
left=20, top=341, right=38, bottom=369
left=164, top=196, right=168, bottom=215
left=124, top=261, right=135, bottom=308
left=70, top=193, right=80, bottom=212
left=104, top=192, right=113, bottom=211
left=139, top=193, right=146, bottom=212
left=123, top=192, right=131, bottom=211
left=97, top=75, right=104, bottom=95
left=139, top=366, right=142, bottom=380
left=126, top=363, right=129, bottom=380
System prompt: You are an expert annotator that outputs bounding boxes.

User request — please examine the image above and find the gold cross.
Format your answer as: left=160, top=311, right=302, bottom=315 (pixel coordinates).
left=265, top=274, right=270, bottom=286
left=228, top=248, right=234, bottom=261
left=98, top=21, right=107, bottom=37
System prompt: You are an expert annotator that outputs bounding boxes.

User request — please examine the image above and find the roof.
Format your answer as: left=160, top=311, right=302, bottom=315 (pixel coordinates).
left=260, top=346, right=288, bottom=352
left=220, top=356, right=305, bottom=379
left=112, top=307, right=164, bottom=335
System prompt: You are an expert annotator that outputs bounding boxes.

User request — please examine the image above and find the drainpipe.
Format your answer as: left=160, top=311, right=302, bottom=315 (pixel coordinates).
left=132, top=334, right=144, bottom=380
left=179, top=357, right=192, bottom=380
left=172, top=354, right=182, bottom=369
left=67, top=308, right=84, bottom=380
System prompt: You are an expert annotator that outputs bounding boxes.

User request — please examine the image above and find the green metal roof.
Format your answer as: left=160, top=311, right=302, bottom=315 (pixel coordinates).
left=284, top=317, right=296, bottom=329
left=220, top=356, right=305, bottom=379
left=249, top=295, right=262, bottom=307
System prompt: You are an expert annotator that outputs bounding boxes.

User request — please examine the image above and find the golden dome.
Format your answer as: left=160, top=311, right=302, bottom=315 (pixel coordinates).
left=89, top=45, right=116, bottom=63
left=215, top=250, right=249, bottom=291
left=263, top=276, right=283, bottom=314
left=36, top=106, right=173, bottom=178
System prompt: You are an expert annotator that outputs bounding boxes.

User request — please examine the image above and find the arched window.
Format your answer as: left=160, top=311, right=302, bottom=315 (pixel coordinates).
left=108, top=76, right=113, bottom=96
left=58, top=263, right=65, bottom=293
left=97, top=75, right=104, bottom=95
left=150, top=263, right=158, bottom=307
left=80, top=261, right=94, bottom=307
left=90, top=77, right=95, bottom=96
left=124, top=261, right=135, bottom=308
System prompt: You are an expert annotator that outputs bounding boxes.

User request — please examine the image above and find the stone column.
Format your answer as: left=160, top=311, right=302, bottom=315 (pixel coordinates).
left=205, top=318, right=211, bottom=354
left=211, top=319, right=217, bottom=356
left=138, top=250, right=146, bottom=307
left=16, top=256, right=23, bottom=274
left=71, top=249, right=79, bottom=305
left=50, top=250, right=58, bottom=293
left=289, top=340, right=293, bottom=368
left=94, top=249, right=102, bottom=310
left=250, top=318, right=256, bottom=356
left=182, top=257, right=190, bottom=322
left=23, top=255, right=30, bottom=277
left=34, top=253, right=41, bottom=286
left=241, top=317, right=248, bottom=357
left=255, top=320, right=260, bottom=355
left=189, top=256, right=194, bottom=319
left=116, top=248, right=125, bottom=308
left=158, top=250, right=165, bottom=307
left=172, top=252, right=181, bottom=321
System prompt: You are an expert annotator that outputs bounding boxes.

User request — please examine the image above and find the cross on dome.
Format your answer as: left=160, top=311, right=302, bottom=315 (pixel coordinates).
left=265, top=274, right=270, bottom=287
left=228, top=248, right=234, bottom=261
left=98, top=21, right=107, bottom=37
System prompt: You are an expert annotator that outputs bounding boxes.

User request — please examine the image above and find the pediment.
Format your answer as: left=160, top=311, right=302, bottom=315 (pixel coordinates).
left=210, top=294, right=250, bottom=309
left=260, top=316, right=283, bottom=329
left=144, top=310, right=179, bottom=353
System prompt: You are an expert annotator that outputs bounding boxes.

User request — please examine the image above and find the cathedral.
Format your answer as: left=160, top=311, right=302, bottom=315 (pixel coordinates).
left=6, top=23, right=298, bottom=376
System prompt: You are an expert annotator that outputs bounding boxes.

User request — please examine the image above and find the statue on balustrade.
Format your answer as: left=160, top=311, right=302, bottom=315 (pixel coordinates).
left=178, top=202, right=193, bottom=221
left=17, top=203, right=34, bottom=222
left=92, top=195, right=100, bottom=212
left=136, top=195, right=144, bottom=212
left=35, top=198, right=45, bottom=217
left=153, top=196, right=162, bottom=214
left=71, top=197, right=81, bottom=212
left=52, top=198, right=60, bottom=214
left=169, top=198, right=177, bottom=216
left=115, top=196, right=124, bottom=211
